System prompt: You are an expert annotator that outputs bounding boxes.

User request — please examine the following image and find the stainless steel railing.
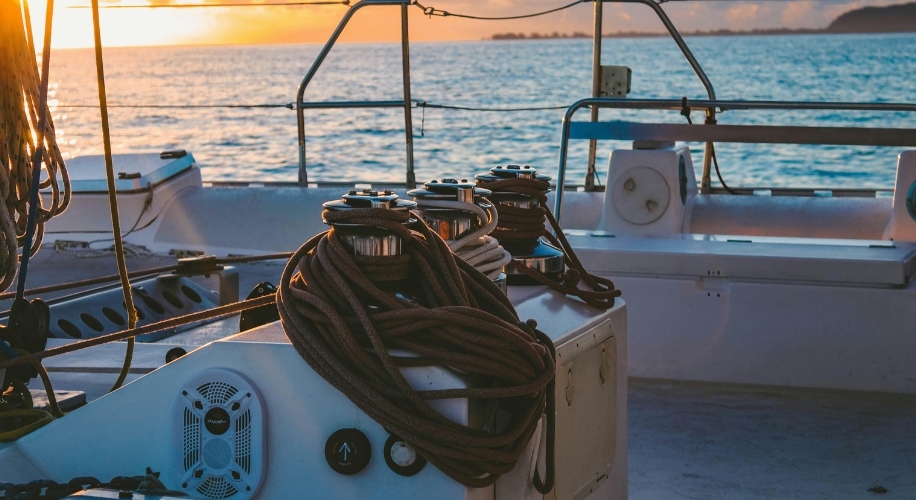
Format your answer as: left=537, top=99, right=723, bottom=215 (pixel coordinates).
left=585, top=0, right=718, bottom=191
left=295, top=0, right=416, bottom=188
left=554, top=97, right=916, bottom=222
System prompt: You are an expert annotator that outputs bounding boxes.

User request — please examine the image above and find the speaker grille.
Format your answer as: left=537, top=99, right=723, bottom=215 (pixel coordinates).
left=197, top=476, right=238, bottom=499
left=177, top=369, right=264, bottom=500
left=183, top=407, right=200, bottom=471
left=197, top=381, right=238, bottom=405
left=235, top=409, right=252, bottom=474
left=203, top=438, right=233, bottom=470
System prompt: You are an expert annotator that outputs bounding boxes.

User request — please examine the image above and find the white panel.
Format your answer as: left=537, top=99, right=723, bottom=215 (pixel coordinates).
left=599, top=146, right=695, bottom=236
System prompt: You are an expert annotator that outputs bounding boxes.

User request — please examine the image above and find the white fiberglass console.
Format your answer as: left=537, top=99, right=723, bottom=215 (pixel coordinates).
left=0, top=289, right=627, bottom=500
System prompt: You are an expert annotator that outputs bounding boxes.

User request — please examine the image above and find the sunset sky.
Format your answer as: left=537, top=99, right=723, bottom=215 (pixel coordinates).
left=27, top=0, right=895, bottom=49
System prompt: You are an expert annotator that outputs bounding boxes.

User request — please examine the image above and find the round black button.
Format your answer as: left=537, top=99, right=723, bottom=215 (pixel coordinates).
left=384, top=435, right=427, bottom=477
left=325, top=428, right=371, bottom=475
left=204, top=407, right=231, bottom=435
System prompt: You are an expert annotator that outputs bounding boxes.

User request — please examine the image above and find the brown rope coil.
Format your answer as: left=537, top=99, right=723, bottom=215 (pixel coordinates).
left=0, top=1, right=71, bottom=292
left=278, top=208, right=556, bottom=489
left=476, top=177, right=622, bottom=310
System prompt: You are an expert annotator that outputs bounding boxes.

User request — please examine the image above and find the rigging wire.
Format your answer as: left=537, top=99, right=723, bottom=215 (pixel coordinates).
left=70, top=1, right=349, bottom=8
left=412, top=0, right=588, bottom=20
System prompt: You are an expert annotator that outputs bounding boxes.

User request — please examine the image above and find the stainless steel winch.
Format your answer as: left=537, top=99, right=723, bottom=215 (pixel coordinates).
left=475, top=165, right=565, bottom=283
left=322, top=188, right=417, bottom=257
left=408, top=179, right=508, bottom=291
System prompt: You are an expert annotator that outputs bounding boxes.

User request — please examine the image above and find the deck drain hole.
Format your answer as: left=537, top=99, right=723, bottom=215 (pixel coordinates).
left=162, top=290, right=184, bottom=309
left=80, top=313, right=105, bottom=332
left=142, top=295, right=166, bottom=314
left=57, top=319, right=82, bottom=338
left=102, top=306, right=126, bottom=326
left=180, top=285, right=202, bottom=303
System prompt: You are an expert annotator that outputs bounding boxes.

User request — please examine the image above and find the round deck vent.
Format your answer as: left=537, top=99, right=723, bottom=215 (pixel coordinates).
left=612, top=166, right=670, bottom=225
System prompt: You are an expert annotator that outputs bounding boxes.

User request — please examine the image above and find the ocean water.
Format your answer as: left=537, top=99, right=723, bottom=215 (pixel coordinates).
left=47, top=33, right=916, bottom=187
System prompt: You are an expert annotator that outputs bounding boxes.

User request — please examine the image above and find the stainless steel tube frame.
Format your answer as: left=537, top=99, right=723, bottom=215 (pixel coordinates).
left=553, top=97, right=916, bottom=223
left=295, top=0, right=414, bottom=187
left=585, top=0, right=603, bottom=191
left=586, top=0, right=718, bottom=192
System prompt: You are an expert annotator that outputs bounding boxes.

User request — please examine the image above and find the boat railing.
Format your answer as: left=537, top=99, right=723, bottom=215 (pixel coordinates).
left=554, top=97, right=916, bottom=222
left=585, top=0, right=718, bottom=192
left=295, top=0, right=416, bottom=188
left=293, top=0, right=724, bottom=191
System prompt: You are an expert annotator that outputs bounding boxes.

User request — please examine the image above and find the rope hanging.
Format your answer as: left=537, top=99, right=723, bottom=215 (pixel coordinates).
left=476, top=176, right=622, bottom=309
left=278, top=208, right=556, bottom=489
left=0, top=0, right=71, bottom=293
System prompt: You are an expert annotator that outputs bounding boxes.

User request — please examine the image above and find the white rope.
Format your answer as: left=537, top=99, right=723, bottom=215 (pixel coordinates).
left=413, top=198, right=512, bottom=280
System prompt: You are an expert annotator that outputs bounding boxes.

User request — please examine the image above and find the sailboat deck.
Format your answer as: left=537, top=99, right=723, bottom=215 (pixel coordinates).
left=6, top=252, right=916, bottom=499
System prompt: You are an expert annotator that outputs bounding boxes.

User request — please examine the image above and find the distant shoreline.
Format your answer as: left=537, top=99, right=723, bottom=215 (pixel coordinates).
left=492, top=1, right=916, bottom=41
left=490, top=29, right=915, bottom=41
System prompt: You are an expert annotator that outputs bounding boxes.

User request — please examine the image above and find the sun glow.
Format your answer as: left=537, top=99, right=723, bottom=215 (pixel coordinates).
left=25, top=0, right=448, bottom=49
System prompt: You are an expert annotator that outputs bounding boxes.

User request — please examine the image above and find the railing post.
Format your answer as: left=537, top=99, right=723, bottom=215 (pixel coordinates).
left=585, top=0, right=603, bottom=191
left=401, top=3, right=416, bottom=189
left=296, top=0, right=410, bottom=187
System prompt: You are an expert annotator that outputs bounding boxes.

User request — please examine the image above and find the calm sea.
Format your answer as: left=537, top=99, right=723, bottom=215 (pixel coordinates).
left=48, top=33, right=916, bottom=188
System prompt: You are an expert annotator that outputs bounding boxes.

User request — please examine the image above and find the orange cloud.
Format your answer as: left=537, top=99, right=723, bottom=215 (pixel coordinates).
left=781, top=1, right=813, bottom=24
left=725, top=3, right=759, bottom=22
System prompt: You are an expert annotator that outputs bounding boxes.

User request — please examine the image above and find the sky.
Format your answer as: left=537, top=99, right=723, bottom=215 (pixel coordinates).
left=24, top=0, right=901, bottom=49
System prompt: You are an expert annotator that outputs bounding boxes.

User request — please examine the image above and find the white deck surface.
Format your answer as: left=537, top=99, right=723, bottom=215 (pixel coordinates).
left=6, top=251, right=916, bottom=498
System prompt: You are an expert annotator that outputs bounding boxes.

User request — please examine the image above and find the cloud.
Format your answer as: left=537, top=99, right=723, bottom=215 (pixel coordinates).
left=781, top=1, right=812, bottom=24
left=725, top=3, right=759, bottom=22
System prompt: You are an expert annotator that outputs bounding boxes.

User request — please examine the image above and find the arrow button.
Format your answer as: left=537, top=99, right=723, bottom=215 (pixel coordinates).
left=325, top=428, right=372, bottom=475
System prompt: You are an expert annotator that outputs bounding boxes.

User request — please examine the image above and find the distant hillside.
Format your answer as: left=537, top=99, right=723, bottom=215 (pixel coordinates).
left=827, top=2, right=916, bottom=33
left=490, top=2, right=916, bottom=40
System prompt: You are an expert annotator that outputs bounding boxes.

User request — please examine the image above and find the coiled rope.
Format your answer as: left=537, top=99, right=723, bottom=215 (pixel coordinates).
left=278, top=208, right=556, bottom=490
left=0, top=0, right=71, bottom=293
left=476, top=177, right=622, bottom=310
left=412, top=198, right=512, bottom=280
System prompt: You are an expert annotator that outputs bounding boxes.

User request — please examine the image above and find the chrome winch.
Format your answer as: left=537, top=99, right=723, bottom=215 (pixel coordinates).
left=408, top=179, right=509, bottom=291
left=475, top=165, right=565, bottom=284
left=322, top=188, right=417, bottom=257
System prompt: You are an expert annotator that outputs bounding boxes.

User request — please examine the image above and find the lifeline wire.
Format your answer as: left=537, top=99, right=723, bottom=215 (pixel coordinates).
left=413, top=0, right=588, bottom=20
left=57, top=101, right=569, bottom=111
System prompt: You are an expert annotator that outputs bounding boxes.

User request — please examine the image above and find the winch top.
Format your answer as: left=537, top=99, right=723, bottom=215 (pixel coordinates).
left=475, top=165, right=552, bottom=184
left=323, top=189, right=417, bottom=211
left=408, top=178, right=492, bottom=203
